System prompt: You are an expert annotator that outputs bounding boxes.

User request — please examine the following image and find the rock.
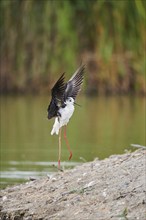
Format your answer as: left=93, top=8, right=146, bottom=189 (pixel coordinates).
left=0, top=149, right=145, bottom=220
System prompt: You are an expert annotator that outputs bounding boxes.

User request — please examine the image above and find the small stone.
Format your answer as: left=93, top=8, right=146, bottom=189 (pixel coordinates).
left=51, top=177, right=57, bottom=182
left=102, top=191, right=107, bottom=197
left=84, top=181, right=95, bottom=188
left=29, top=177, right=37, bottom=181
left=14, top=216, right=20, bottom=220
left=2, top=196, right=7, bottom=201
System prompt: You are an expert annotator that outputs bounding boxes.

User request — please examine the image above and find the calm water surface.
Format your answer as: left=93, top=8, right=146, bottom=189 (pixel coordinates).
left=0, top=95, right=145, bottom=188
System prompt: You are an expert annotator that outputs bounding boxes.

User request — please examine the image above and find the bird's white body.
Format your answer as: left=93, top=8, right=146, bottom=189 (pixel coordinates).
left=51, top=98, right=75, bottom=135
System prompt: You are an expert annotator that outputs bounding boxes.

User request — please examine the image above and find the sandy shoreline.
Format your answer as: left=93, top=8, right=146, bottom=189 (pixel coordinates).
left=0, top=149, right=145, bottom=220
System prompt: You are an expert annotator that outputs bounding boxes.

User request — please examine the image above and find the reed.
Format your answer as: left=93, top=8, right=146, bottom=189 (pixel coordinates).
left=0, top=0, right=145, bottom=94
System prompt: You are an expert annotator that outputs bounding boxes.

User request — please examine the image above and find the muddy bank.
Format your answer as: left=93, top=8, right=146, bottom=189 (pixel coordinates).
left=0, top=149, right=145, bottom=220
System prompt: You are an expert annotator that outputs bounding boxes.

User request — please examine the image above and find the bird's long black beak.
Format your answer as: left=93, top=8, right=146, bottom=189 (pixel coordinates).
left=74, top=102, right=81, bottom=107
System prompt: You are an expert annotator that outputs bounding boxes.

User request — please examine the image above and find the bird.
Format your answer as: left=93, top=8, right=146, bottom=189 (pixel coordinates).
left=47, top=65, right=85, bottom=169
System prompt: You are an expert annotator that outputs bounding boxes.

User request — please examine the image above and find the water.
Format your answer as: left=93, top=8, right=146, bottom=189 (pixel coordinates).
left=0, top=95, right=145, bottom=188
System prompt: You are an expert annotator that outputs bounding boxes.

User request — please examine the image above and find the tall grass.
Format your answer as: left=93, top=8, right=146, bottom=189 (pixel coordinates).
left=0, top=0, right=145, bottom=94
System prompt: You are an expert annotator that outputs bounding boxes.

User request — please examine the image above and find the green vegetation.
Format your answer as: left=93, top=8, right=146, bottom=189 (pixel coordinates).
left=0, top=0, right=145, bottom=94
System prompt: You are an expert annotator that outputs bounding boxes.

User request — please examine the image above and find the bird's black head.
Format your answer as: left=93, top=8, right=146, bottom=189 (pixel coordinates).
left=66, top=97, right=74, bottom=104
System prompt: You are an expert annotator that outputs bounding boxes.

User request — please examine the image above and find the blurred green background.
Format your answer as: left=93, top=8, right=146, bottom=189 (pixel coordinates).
left=0, top=0, right=145, bottom=94
left=0, top=0, right=145, bottom=188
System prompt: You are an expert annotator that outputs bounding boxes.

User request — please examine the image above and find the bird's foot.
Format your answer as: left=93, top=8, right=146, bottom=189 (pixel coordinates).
left=58, top=168, right=64, bottom=172
left=57, top=160, right=64, bottom=172
left=68, top=152, right=72, bottom=160
left=58, top=160, right=60, bottom=169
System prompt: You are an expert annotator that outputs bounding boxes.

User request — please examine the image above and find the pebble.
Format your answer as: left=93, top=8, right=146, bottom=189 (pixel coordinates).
left=84, top=181, right=95, bottom=188
left=2, top=196, right=7, bottom=201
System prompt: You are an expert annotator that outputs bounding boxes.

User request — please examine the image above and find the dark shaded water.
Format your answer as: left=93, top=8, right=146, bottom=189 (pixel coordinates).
left=0, top=95, right=145, bottom=188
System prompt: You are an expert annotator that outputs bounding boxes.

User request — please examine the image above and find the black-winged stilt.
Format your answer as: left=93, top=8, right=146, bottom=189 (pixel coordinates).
left=47, top=65, right=85, bottom=169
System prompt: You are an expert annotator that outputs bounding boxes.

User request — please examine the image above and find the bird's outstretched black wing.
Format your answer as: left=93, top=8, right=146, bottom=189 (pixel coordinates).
left=51, top=73, right=65, bottom=102
left=64, top=65, right=85, bottom=101
left=47, top=73, right=65, bottom=119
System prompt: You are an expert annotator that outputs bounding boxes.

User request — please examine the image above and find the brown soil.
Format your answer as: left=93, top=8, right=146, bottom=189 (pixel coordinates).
left=0, top=149, right=145, bottom=220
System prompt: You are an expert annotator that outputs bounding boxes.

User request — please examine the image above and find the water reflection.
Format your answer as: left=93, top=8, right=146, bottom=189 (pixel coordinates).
left=0, top=95, right=145, bottom=188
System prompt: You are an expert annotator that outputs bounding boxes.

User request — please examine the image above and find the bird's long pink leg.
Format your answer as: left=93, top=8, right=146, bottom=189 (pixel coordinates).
left=64, top=125, right=72, bottom=160
left=58, top=128, right=62, bottom=170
